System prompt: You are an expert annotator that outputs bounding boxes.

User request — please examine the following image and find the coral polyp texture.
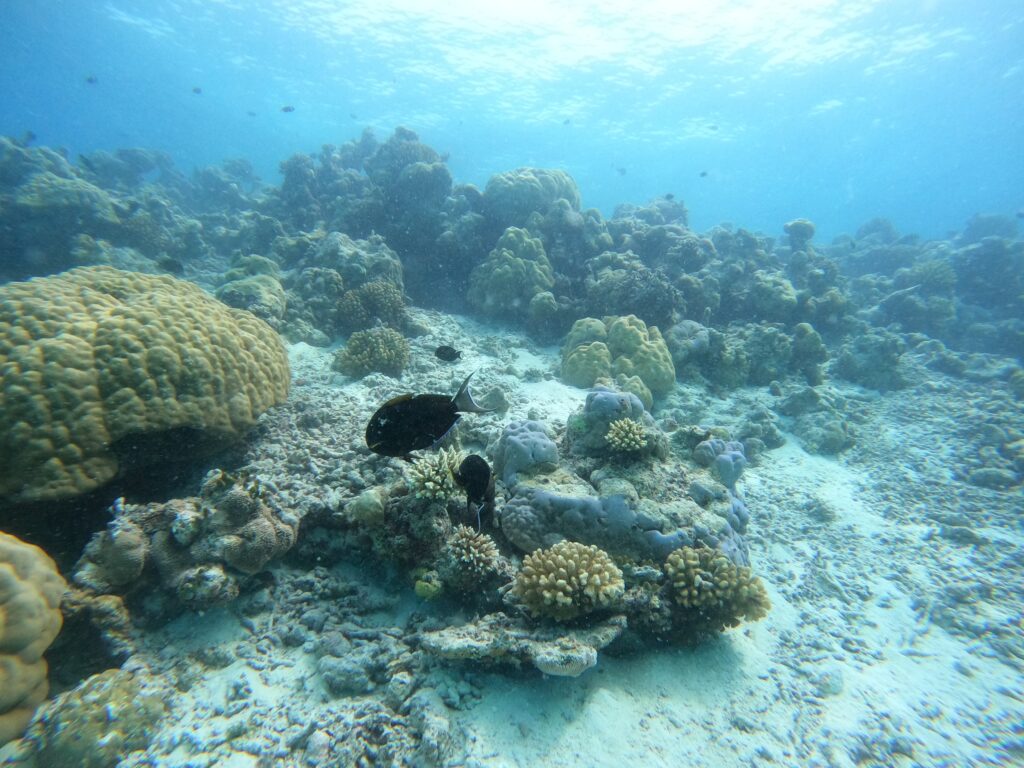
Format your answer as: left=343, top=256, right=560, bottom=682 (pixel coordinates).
left=511, top=541, right=625, bottom=621
left=0, top=266, right=290, bottom=503
left=664, top=545, right=770, bottom=635
left=332, top=326, right=410, bottom=378
left=0, top=532, right=67, bottom=746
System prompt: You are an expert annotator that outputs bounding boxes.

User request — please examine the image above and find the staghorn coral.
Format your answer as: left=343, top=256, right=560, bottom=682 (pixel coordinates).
left=664, top=545, right=770, bottom=635
left=0, top=533, right=67, bottom=746
left=333, top=327, right=410, bottom=378
left=2, top=667, right=166, bottom=767
left=511, top=541, right=624, bottom=621
left=0, top=266, right=290, bottom=503
left=406, top=447, right=462, bottom=501
left=605, top=418, right=647, bottom=453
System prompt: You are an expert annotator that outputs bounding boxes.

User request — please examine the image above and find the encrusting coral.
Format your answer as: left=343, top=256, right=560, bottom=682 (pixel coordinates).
left=0, top=266, right=290, bottom=503
left=511, top=541, right=624, bottom=621
left=0, top=533, right=67, bottom=746
left=333, top=326, right=410, bottom=377
left=664, top=544, right=770, bottom=635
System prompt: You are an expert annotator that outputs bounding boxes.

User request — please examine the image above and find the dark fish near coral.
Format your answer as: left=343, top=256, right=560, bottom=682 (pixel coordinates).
left=434, top=345, right=461, bottom=362
left=665, top=193, right=675, bottom=201
left=281, top=105, right=295, bottom=113
left=85, top=75, right=97, bottom=84
left=192, top=86, right=202, bottom=94
left=157, top=256, right=185, bottom=275
left=454, top=454, right=495, bottom=531
left=365, top=371, right=493, bottom=458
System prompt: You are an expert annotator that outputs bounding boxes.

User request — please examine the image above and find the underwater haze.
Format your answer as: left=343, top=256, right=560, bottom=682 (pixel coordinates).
left=1, top=2, right=1023, bottom=768
left=2, top=0, right=1023, bottom=240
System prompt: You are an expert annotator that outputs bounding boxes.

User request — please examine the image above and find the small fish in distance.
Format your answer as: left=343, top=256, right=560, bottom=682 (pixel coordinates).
left=85, top=75, right=97, bottom=84
left=454, top=454, right=495, bottom=531
left=192, top=86, right=202, bottom=94
left=281, top=105, right=295, bottom=113
left=435, top=345, right=461, bottom=362
left=365, top=371, right=493, bottom=459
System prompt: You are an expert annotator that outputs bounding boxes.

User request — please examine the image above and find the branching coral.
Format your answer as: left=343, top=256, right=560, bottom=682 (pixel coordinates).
left=664, top=545, right=770, bottom=634
left=511, top=541, right=624, bottom=621
left=406, top=447, right=462, bottom=501
left=333, top=327, right=410, bottom=378
left=438, top=525, right=502, bottom=592
left=605, top=418, right=647, bottom=453
left=337, top=280, right=407, bottom=333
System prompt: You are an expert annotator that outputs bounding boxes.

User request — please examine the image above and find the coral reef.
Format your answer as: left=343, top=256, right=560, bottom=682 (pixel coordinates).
left=333, top=326, right=411, bottom=378
left=664, top=544, right=770, bottom=637
left=0, top=533, right=67, bottom=746
left=563, top=387, right=668, bottom=461
left=482, top=168, right=581, bottom=230
left=605, top=418, right=647, bottom=453
left=492, top=420, right=559, bottom=487
left=467, top=227, right=554, bottom=320
left=73, top=470, right=298, bottom=617
left=336, top=280, right=408, bottom=333
left=0, top=266, right=290, bottom=503
left=420, top=613, right=626, bottom=677
left=436, top=525, right=506, bottom=593
left=406, top=447, right=462, bottom=501
left=510, top=541, right=625, bottom=621
left=0, top=667, right=167, bottom=767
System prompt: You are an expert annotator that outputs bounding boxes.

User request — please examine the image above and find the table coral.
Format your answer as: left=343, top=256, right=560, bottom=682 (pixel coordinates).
left=0, top=266, right=290, bottom=503
left=511, top=541, right=624, bottom=621
left=0, top=533, right=67, bottom=746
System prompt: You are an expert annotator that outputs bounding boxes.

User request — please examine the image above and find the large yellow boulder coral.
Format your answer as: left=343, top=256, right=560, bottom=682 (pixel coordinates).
left=0, top=267, right=290, bottom=503
left=0, top=532, right=67, bottom=746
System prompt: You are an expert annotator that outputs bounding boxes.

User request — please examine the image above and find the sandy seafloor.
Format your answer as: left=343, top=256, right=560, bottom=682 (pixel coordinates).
left=108, top=307, right=1021, bottom=768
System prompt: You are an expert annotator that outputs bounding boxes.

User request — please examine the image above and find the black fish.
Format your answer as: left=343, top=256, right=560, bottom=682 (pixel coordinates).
left=157, top=256, right=185, bottom=275
left=454, top=454, right=495, bottom=531
left=699, top=170, right=708, bottom=178
left=435, top=345, right=461, bottom=362
left=281, top=105, right=295, bottom=113
left=192, top=86, right=202, bottom=94
left=665, top=193, right=675, bottom=201
left=365, top=371, right=492, bottom=458
left=85, top=75, right=97, bottom=84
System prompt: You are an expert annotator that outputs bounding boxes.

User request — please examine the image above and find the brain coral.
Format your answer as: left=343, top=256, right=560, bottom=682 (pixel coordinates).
left=0, top=532, right=67, bottom=746
left=0, top=267, right=290, bottom=503
left=512, top=541, right=624, bottom=622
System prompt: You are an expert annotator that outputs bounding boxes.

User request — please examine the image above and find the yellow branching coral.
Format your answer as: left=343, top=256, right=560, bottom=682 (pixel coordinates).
left=406, top=447, right=462, bottom=500
left=333, top=326, right=410, bottom=377
left=605, top=418, right=647, bottom=452
left=664, top=545, right=770, bottom=630
left=512, top=541, right=624, bottom=621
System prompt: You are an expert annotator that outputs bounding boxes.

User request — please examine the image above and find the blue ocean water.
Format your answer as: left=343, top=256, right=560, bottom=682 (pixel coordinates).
left=2, top=0, right=1021, bottom=241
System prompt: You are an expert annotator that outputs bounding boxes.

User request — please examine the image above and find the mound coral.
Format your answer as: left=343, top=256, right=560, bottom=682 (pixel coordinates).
left=467, top=227, right=554, bottom=319
left=664, top=545, right=770, bottom=634
left=333, top=327, right=410, bottom=378
left=0, top=266, right=290, bottom=503
left=406, top=447, right=462, bottom=501
left=511, top=541, right=624, bottom=621
left=0, top=533, right=67, bottom=746
left=336, top=280, right=407, bottom=333
left=482, top=167, right=581, bottom=228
